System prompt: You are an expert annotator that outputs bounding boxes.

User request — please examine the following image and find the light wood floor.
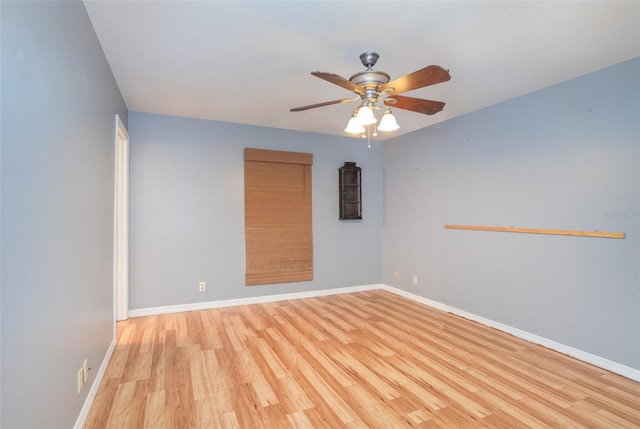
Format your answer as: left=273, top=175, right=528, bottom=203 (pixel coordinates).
left=84, top=290, right=640, bottom=428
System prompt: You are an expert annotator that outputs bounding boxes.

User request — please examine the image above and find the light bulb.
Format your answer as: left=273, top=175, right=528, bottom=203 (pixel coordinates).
left=344, top=114, right=365, bottom=134
left=356, top=105, right=376, bottom=125
left=378, top=109, right=399, bottom=131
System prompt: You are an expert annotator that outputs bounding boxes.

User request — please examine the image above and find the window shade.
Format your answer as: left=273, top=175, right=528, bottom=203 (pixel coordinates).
left=244, top=148, right=313, bottom=286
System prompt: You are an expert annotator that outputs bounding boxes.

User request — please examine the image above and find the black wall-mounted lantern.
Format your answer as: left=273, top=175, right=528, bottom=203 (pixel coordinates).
left=339, top=162, right=362, bottom=220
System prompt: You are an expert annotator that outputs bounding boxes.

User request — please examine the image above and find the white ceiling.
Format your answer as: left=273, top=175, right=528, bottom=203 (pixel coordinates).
left=84, top=1, right=640, bottom=140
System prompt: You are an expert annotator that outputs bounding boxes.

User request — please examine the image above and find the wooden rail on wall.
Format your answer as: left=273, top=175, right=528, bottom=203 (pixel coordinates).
left=444, top=224, right=625, bottom=239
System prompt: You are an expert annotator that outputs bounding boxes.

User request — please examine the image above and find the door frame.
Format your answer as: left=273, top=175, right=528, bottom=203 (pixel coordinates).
left=114, top=114, right=129, bottom=324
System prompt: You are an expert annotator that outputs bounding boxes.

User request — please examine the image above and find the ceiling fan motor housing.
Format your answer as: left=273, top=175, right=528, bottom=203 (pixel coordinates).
left=350, top=52, right=390, bottom=104
left=349, top=71, right=390, bottom=87
left=350, top=72, right=390, bottom=104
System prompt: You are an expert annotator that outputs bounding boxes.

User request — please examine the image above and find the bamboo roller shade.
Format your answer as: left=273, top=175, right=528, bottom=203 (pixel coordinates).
left=244, top=149, right=313, bottom=286
left=444, top=224, right=624, bottom=239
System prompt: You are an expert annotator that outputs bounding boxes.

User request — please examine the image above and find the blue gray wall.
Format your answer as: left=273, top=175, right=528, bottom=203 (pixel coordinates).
left=382, top=58, right=640, bottom=369
left=128, top=112, right=383, bottom=309
left=1, top=4, right=637, bottom=426
left=1, top=1, right=127, bottom=427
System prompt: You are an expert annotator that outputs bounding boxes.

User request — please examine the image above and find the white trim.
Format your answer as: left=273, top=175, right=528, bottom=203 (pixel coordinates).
left=128, top=284, right=382, bottom=318
left=380, top=284, right=640, bottom=382
left=114, top=114, right=129, bottom=323
left=73, top=339, right=116, bottom=429
left=121, top=282, right=639, bottom=383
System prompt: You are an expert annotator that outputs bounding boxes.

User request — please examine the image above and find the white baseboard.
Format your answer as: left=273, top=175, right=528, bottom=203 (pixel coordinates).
left=73, top=338, right=116, bottom=429
left=128, top=283, right=383, bottom=318
left=380, top=284, right=640, bottom=382
left=123, top=282, right=640, bottom=385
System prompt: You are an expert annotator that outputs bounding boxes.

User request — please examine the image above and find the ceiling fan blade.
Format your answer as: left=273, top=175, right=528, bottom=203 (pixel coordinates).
left=384, top=95, right=445, bottom=115
left=290, top=97, right=356, bottom=112
left=311, top=72, right=364, bottom=94
left=380, top=65, right=450, bottom=95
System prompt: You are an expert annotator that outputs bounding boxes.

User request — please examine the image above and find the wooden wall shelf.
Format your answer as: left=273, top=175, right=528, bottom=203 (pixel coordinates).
left=444, top=224, right=625, bottom=239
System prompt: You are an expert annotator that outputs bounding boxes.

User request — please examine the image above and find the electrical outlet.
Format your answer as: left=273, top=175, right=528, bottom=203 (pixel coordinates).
left=77, top=368, right=84, bottom=393
left=83, top=358, right=89, bottom=383
left=412, top=275, right=418, bottom=285
left=199, top=281, right=206, bottom=292
left=394, top=271, right=399, bottom=280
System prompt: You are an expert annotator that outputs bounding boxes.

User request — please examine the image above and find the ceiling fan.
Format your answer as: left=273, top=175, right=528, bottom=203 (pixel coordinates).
left=290, top=51, right=451, bottom=136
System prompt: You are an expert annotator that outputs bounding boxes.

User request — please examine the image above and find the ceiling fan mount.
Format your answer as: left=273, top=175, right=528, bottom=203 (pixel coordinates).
left=359, top=51, right=380, bottom=69
left=290, top=51, right=451, bottom=127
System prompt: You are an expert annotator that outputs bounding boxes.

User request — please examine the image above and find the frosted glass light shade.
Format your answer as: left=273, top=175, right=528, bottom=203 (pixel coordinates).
left=344, top=116, right=365, bottom=134
left=378, top=109, right=399, bottom=131
left=356, top=105, right=376, bottom=125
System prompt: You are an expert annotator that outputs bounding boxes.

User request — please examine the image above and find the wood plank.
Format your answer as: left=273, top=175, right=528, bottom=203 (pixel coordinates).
left=85, top=290, right=640, bottom=429
left=444, top=224, right=625, bottom=239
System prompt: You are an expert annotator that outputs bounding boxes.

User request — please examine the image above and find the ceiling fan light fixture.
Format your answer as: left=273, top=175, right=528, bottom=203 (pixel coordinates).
left=344, top=113, right=365, bottom=134
left=378, top=108, right=400, bottom=131
left=356, top=104, right=376, bottom=125
left=290, top=52, right=450, bottom=145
